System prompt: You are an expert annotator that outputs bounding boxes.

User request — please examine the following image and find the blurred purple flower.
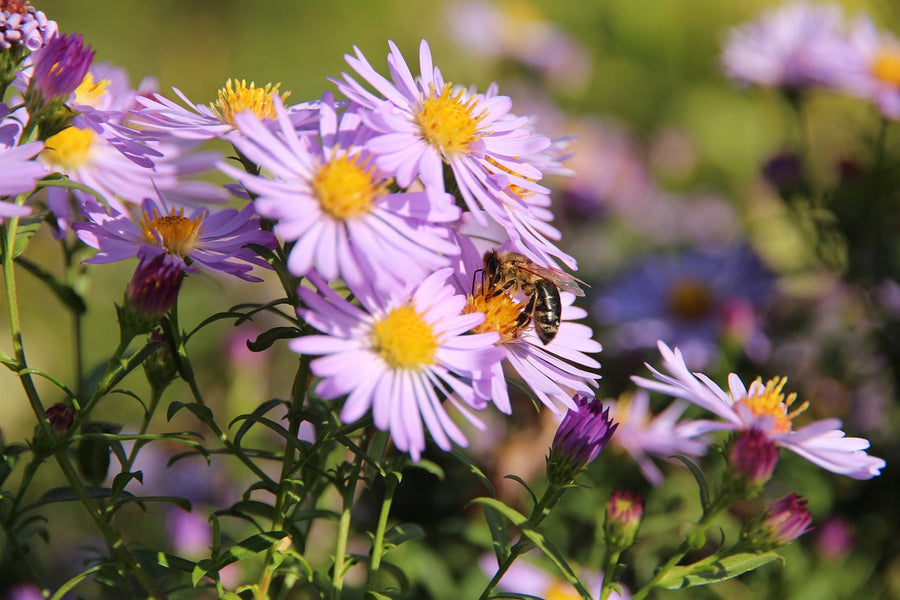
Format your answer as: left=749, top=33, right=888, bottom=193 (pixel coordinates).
left=606, top=391, right=708, bottom=486
left=833, top=14, right=900, bottom=120
left=479, top=552, right=628, bottom=600
left=593, top=245, right=775, bottom=368
left=814, top=516, right=855, bottom=562
left=720, top=2, right=850, bottom=89
left=166, top=508, right=212, bottom=558
left=0, top=139, right=45, bottom=217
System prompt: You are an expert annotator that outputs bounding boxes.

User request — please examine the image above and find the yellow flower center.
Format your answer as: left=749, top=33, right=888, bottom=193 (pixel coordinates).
left=544, top=580, right=580, bottom=600
left=40, top=126, right=96, bottom=170
left=465, top=282, right=526, bottom=343
left=140, top=207, right=204, bottom=256
left=210, top=78, right=289, bottom=125
left=416, top=83, right=485, bottom=158
left=735, top=377, right=808, bottom=434
left=313, top=153, right=386, bottom=220
left=372, top=305, right=438, bottom=369
left=74, top=72, right=110, bottom=107
left=667, top=277, right=714, bottom=322
left=873, top=47, right=900, bottom=87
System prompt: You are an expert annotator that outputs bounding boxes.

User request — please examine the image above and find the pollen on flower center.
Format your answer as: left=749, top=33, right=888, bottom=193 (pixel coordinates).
left=40, top=126, right=96, bottom=170
left=313, top=153, right=385, bottom=219
left=416, top=83, right=485, bottom=158
left=140, top=207, right=204, bottom=256
left=74, top=72, right=109, bottom=107
left=210, top=78, right=289, bottom=125
left=372, top=305, right=438, bottom=369
left=465, top=283, right=527, bottom=343
left=667, top=277, right=714, bottom=321
left=872, top=48, right=900, bottom=87
left=736, top=376, right=808, bottom=434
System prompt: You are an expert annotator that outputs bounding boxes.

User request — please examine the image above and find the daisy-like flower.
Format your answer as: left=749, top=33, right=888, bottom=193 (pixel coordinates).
left=606, top=390, right=708, bottom=486
left=222, top=93, right=461, bottom=293
left=290, top=268, right=505, bottom=461
left=593, top=245, right=774, bottom=368
left=632, top=341, right=886, bottom=480
left=135, top=78, right=317, bottom=140
left=73, top=195, right=275, bottom=281
left=0, top=138, right=45, bottom=217
left=834, top=14, right=900, bottom=120
left=453, top=238, right=600, bottom=414
left=334, top=40, right=551, bottom=232
left=720, top=2, right=850, bottom=89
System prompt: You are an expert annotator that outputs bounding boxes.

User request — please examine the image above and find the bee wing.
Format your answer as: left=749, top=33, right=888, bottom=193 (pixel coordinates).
left=519, top=263, right=588, bottom=296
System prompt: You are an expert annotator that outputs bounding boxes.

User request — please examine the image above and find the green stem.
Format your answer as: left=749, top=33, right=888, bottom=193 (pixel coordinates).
left=256, top=356, right=311, bottom=600
left=331, top=432, right=369, bottom=600
left=368, top=472, right=399, bottom=589
left=1, top=221, right=162, bottom=598
left=598, top=548, right=621, bottom=600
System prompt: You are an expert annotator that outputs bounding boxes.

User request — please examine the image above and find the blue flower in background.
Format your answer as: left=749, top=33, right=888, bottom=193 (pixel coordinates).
left=593, top=245, right=775, bottom=368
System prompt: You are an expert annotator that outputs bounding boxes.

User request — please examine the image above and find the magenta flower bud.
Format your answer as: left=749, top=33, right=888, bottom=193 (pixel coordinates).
left=127, top=254, right=184, bottom=319
left=27, top=32, right=93, bottom=103
left=727, top=428, right=779, bottom=493
left=605, top=490, right=644, bottom=549
left=763, top=493, right=813, bottom=546
left=547, top=395, right=617, bottom=484
left=45, top=402, right=73, bottom=433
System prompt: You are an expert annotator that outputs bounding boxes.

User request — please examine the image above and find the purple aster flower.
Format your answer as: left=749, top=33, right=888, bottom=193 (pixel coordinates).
left=70, top=62, right=159, bottom=128
left=547, top=394, right=617, bottom=483
left=25, top=31, right=93, bottom=104
left=832, top=14, right=900, bottom=120
left=633, top=341, right=886, bottom=480
left=0, top=139, right=45, bottom=217
left=135, top=80, right=318, bottom=141
left=334, top=40, right=552, bottom=235
left=73, top=195, right=275, bottom=281
left=751, top=493, right=814, bottom=548
left=222, top=93, right=461, bottom=293
left=593, top=245, right=775, bottom=368
left=479, top=553, right=628, bottom=600
left=0, top=1, right=57, bottom=51
left=290, top=268, right=505, bottom=461
left=452, top=237, right=600, bottom=414
left=720, top=2, right=851, bottom=89
left=606, top=390, right=708, bottom=486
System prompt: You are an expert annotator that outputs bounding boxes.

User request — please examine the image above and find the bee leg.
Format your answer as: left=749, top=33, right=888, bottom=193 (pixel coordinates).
left=488, top=278, right=518, bottom=299
left=516, top=293, right=535, bottom=328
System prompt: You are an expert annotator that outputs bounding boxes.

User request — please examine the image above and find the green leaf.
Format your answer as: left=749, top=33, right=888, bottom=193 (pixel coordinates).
left=469, top=497, right=592, bottom=600
left=192, top=531, right=289, bottom=586
left=482, top=503, right=511, bottom=565
left=405, top=459, right=444, bottom=480
left=114, top=494, right=192, bottom=512
left=450, top=448, right=495, bottom=497
left=26, top=486, right=131, bottom=511
left=49, top=565, right=105, bottom=600
left=15, top=254, right=86, bottom=314
left=167, top=400, right=214, bottom=424
left=492, top=594, right=545, bottom=600
left=670, top=454, right=711, bottom=511
left=246, top=326, right=302, bottom=352
left=366, top=592, right=394, bottom=600
left=230, top=398, right=290, bottom=446
left=383, top=523, right=426, bottom=548
left=658, top=552, right=783, bottom=589
left=134, top=549, right=197, bottom=573
left=503, top=475, right=537, bottom=509
left=9, top=211, right=47, bottom=259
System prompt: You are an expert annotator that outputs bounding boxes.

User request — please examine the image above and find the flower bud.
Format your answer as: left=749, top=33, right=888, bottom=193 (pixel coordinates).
left=605, top=489, right=643, bottom=550
left=117, top=254, right=184, bottom=338
left=25, top=32, right=93, bottom=108
left=741, top=493, right=813, bottom=551
left=546, top=395, right=617, bottom=485
left=45, top=402, right=74, bottom=433
left=143, top=329, right=178, bottom=393
left=725, top=428, right=779, bottom=497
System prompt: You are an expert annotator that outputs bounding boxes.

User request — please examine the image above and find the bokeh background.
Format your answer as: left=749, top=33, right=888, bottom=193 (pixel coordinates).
left=3, top=0, right=900, bottom=598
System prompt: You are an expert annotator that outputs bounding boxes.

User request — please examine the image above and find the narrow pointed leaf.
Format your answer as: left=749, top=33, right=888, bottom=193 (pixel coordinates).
left=658, top=552, right=783, bottom=589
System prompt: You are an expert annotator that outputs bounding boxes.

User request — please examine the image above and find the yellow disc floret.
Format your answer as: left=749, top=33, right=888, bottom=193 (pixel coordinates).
left=544, top=580, right=579, bottom=600
left=372, top=305, right=438, bottom=369
left=873, top=47, right=900, bottom=87
left=74, top=72, right=110, bottom=107
left=41, top=126, right=96, bottom=170
left=465, top=283, right=526, bottom=343
left=735, top=376, right=808, bottom=434
left=140, top=207, right=204, bottom=256
left=416, top=83, right=485, bottom=158
left=313, top=153, right=386, bottom=219
left=210, top=78, right=289, bottom=125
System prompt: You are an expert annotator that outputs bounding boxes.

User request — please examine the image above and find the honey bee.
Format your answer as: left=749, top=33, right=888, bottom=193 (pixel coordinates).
left=482, top=249, right=586, bottom=345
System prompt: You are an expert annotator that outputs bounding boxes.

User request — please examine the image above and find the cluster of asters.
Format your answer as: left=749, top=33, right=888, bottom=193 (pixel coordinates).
left=1, top=1, right=887, bottom=494
left=721, top=1, right=900, bottom=118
